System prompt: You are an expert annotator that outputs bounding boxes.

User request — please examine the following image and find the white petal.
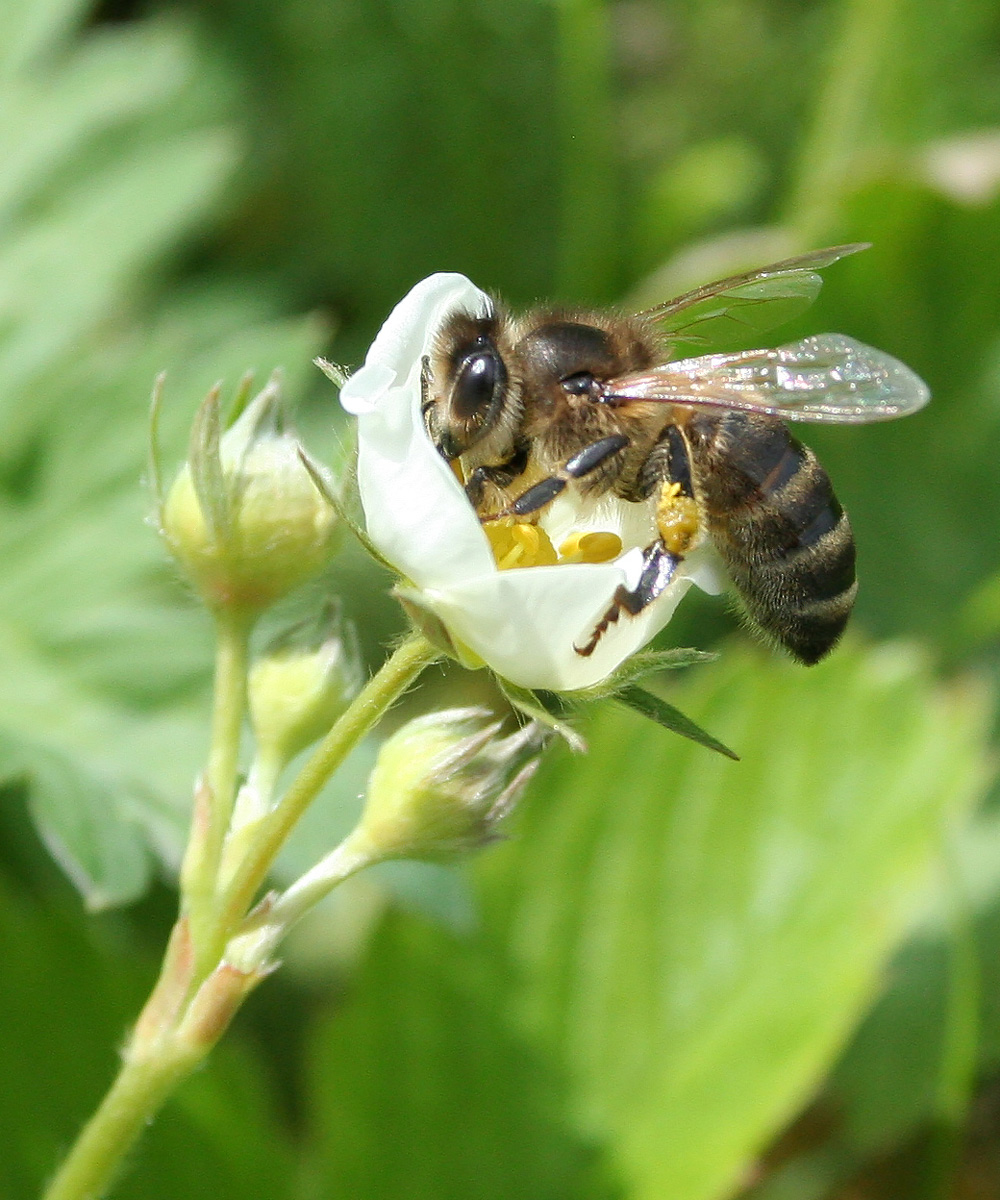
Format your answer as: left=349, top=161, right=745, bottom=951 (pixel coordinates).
left=341, top=275, right=498, bottom=590
left=341, top=274, right=488, bottom=412
left=422, top=560, right=697, bottom=692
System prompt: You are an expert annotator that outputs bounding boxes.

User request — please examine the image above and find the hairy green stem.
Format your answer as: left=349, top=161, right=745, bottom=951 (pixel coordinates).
left=44, top=632, right=437, bottom=1200
left=265, top=829, right=378, bottom=930
left=215, top=632, right=438, bottom=943
left=180, top=609, right=253, bottom=968
left=42, top=1047, right=200, bottom=1200
left=226, top=832, right=379, bottom=973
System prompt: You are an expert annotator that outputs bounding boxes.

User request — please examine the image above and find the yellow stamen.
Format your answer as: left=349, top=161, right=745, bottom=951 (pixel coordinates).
left=485, top=521, right=558, bottom=570
left=485, top=521, right=624, bottom=571
left=558, top=530, right=623, bottom=564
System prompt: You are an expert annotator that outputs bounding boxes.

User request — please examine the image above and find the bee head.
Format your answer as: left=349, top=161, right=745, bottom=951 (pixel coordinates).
left=424, top=313, right=511, bottom=461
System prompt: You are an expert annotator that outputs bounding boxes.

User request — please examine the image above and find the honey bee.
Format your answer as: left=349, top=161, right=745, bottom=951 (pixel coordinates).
left=420, top=245, right=929, bottom=663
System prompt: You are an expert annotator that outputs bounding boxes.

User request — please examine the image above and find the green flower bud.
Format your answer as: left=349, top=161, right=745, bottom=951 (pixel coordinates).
left=160, top=375, right=339, bottom=617
left=249, top=606, right=363, bottom=779
left=357, top=707, right=547, bottom=862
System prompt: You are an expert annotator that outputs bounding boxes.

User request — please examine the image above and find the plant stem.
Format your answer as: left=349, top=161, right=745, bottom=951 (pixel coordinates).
left=42, top=1047, right=200, bottom=1200
left=43, top=631, right=437, bottom=1200
left=214, top=632, right=438, bottom=943
left=226, top=832, right=378, bottom=972
left=180, top=609, right=252, bottom=966
left=265, top=830, right=377, bottom=929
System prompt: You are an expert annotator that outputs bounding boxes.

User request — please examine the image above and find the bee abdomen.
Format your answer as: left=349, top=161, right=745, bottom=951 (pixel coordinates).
left=697, top=414, right=857, bottom=664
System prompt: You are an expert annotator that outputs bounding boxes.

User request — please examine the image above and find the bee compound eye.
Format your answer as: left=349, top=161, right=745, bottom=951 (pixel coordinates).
left=451, top=346, right=506, bottom=424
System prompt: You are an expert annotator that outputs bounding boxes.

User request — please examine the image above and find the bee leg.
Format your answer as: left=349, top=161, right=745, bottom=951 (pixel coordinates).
left=656, top=480, right=701, bottom=556
left=419, top=355, right=433, bottom=415
left=465, top=443, right=530, bottom=510
left=574, top=539, right=679, bottom=657
left=639, top=426, right=701, bottom=555
left=576, top=427, right=699, bottom=656
left=502, top=434, right=630, bottom=517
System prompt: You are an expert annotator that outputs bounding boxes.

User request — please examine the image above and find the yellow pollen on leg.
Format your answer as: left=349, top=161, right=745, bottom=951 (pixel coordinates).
left=558, top=530, right=623, bottom=564
left=656, top=481, right=700, bottom=555
left=485, top=521, right=559, bottom=570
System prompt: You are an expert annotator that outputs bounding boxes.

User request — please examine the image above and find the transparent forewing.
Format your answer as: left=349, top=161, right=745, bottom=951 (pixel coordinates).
left=640, top=244, right=868, bottom=344
left=606, top=334, right=931, bottom=423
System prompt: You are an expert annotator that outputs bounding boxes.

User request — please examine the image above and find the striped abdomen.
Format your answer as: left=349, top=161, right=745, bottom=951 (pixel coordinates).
left=688, top=411, right=857, bottom=664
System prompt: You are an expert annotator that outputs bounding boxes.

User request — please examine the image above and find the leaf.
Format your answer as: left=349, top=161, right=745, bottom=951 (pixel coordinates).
left=0, top=0, right=333, bottom=903
left=22, top=745, right=153, bottom=911
left=0, top=625, right=177, bottom=909
left=478, top=642, right=992, bottom=1200
left=303, top=913, right=614, bottom=1199
left=0, top=0, right=89, bottom=79
left=0, top=869, right=295, bottom=1199
left=828, top=809, right=1000, bottom=1157
left=614, top=683, right=739, bottom=760
left=0, top=127, right=239, bottom=451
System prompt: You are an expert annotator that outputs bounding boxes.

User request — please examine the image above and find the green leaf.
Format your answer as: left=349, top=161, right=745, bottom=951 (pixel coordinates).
left=0, top=624, right=185, bottom=909
left=303, top=913, right=612, bottom=1199
left=0, top=127, right=238, bottom=450
left=22, top=744, right=152, bottom=911
left=828, top=810, right=1000, bottom=1157
left=614, top=683, right=739, bottom=760
left=0, top=870, right=295, bottom=1199
left=479, top=642, right=991, bottom=1200
left=0, top=0, right=334, bottom=902
left=0, top=0, right=89, bottom=79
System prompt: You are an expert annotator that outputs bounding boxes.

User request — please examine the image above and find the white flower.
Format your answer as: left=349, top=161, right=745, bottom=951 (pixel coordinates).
left=339, top=274, right=721, bottom=691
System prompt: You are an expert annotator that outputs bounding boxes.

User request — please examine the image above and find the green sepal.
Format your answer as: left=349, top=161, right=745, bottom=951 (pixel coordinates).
left=147, top=371, right=167, bottom=514
left=225, top=369, right=258, bottom=429
left=392, top=587, right=463, bottom=663
left=298, top=442, right=398, bottom=575
left=574, top=646, right=718, bottom=702
left=614, top=683, right=739, bottom=760
left=497, top=680, right=587, bottom=754
left=187, top=380, right=229, bottom=542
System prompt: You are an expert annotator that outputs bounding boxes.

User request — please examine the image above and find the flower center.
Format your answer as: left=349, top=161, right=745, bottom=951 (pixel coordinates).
left=484, top=521, right=623, bottom=571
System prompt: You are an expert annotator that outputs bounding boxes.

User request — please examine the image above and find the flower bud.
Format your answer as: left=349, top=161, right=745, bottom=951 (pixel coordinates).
left=357, top=707, right=547, bottom=861
left=160, top=375, right=339, bottom=617
left=248, top=606, right=363, bottom=778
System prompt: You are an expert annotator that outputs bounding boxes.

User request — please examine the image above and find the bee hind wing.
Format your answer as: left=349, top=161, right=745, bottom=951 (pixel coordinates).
left=639, top=243, right=870, bottom=343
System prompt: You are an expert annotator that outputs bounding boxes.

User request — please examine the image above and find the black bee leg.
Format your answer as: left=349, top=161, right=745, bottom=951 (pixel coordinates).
left=465, top=442, right=530, bottom=509
left=574, top=539, right=680, bottom=657
left=502, top=434, right=630, bottom=517
left=419, top=354, right=433, bottom=417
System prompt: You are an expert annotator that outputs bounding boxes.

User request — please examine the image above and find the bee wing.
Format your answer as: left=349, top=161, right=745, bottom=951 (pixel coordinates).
left=639, top=243, right=868, bottom=344
left=605, top=334, right=930, bottom=424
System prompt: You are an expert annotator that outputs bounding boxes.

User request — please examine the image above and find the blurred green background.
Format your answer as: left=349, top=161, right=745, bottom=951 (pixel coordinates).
left=3, top=0, right=1000, bottom=1197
